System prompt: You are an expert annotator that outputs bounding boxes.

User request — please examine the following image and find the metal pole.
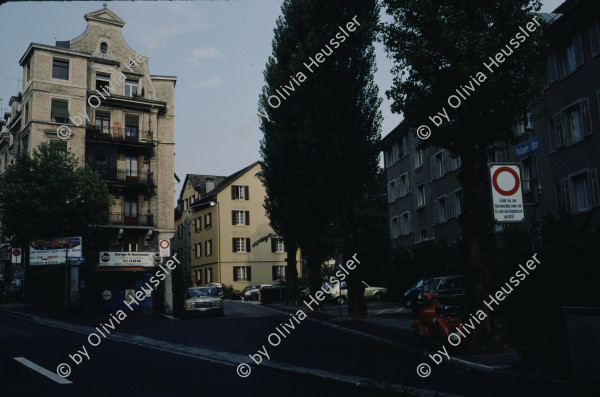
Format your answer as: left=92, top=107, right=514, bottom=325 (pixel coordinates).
left=530, top=154, right=540, bottom=252
left=64, top=246, right=69, bottom=310
left=338, top=254, right=342, bottom=317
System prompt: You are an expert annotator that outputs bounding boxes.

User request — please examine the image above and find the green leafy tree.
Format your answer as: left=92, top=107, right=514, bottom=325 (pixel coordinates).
left=0, top=143, right=112, bottom=268
left=382, top=0, right=546, bottom=335
left=259, top=0, right=382, bottom=317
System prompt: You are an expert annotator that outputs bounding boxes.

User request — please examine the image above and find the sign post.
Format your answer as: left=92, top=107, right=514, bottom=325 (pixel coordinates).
left=489, top=164, right=525, bottom=223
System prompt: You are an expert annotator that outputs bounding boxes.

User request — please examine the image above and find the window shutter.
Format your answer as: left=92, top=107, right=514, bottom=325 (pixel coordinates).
left=125, top=114, right=139, bottom=127
left=247, top=266, right=252, bottom=281
left=581, top=99, right=592, bottom=136
left=232, top=210, right=236, bottom=225
left=231, top=186, right=235, bottom=200
left=232, top=238, right=237, bottom=252
left=271, top=238, right=276, bottom=252
left=245, top=211, right=250, bottom=225
left=590, top=169, right=599, bottom=207
left=233, top=267, right=238, bottom=281
left=429, top=157, right=435, bottom=181
left=574, top=34, right=584, bottom=67
left=555, top=114, right=565, bottom=147
left=245, top=186, right=249, bottom=200
left=433, top=200, right=439, bottom=224
left=548, top=119, right=557, bottom=152
left=246, top=238, right=251, bottom=252
left=272, top=266, right=277, bottom=281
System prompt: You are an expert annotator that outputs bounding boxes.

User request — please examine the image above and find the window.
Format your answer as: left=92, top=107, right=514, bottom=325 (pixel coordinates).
left=521, top=158, right=532, bottom=191
left=205, top=240, right=212, bottom=256
left=590, top=19, right=600, bottom=57
left=420, top=229, right=428, bottom=241
left=125, top=114, right=139, bottom=140
left=453, top=189, right=462, bottom=218
left=399, top=173, right=411, bottom=197
left=232, top=210, right=250, bottom=226
left=195, top=270, right=202, bottom=284
left=100, top=42, right=108, bottom=54
left=547, top=50, right=559, bottom=84
left=96, top=73, right=110, bottom=91
left=399, top=212, right=412, bottom=236
left=125, top=156, right=138, bottom=178
left=205, top=268, right=213, bottom=283
left=186, top=232, right=191, bottom=248
left=178, top=224, right=183, bottom=238
left=125, top=79, right=139, bottom=97
left=195, top=243, right=202, bottom=258
left=195, top=217, right=202, bottom=232
left=494, top=148, right=506, bottom=163
left=51, top=99, right=69, bottom=123
left=564, top=33, right=584, bottom=74
left=555, top=99, right=593, bottom=147
left=24, top=102, right=29, bottom=124
left=233, top=237, right=251, bottom=253
left=272, top=266, right=285, bottom=281
left=387, top=179, right=397, bottom=203
left=26, top=61, right=31, bottom=82
left=233, top=266, right=251, bottom=281
left=390, top=216, right=399, bottom=239
left=417, top=183, right=426, bottom=207
left=271, top=238, right=285, bottom=253
left=204, top=212, right=212, bottom=229
left=94, top=151, right=107, bottom=166
left=232, top=185, right=249, bottom=200
left=555, top=169, right=600, bottom=213
left=414, top=147, right=424, bottom=169
left=52, top=59, right=69, bottom=80
left=124, top=197, right=138, bottom=223
left=430, top=151, right=460, bottom=180
left=95, top=111, right=110, bottom=134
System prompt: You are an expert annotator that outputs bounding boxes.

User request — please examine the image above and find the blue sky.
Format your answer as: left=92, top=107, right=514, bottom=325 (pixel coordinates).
left=0, top=0, right=565, bottom=196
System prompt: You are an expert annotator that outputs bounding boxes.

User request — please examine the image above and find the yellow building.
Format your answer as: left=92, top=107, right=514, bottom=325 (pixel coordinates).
left=173, top=162, right=301, bottom=291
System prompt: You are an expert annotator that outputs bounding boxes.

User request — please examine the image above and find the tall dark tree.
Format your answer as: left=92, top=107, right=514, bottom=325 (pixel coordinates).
left=0, top=143, right=112, bottom=262
left=383, top=0, right=545, bottom=335
left=260, top=0, right=382, bottom=317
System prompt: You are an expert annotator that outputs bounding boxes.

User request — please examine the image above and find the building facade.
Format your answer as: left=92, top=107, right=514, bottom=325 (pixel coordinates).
left=382, top=0, right=600, bottom=251
left=0, top=6, right=176, bottom=309
left=173, top=162, right=301, bottom=291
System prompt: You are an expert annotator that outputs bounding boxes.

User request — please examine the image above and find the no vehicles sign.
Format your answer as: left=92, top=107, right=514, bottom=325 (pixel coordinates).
left=489, top=164, right=524, bottom=223
left=159, top=239, right=170, bottom=257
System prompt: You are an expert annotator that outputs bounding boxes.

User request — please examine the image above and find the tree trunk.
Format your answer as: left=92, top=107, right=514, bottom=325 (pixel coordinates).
left=457, top=147, right=501, bottom=340
left=284, top=237, right=298, bottom=306
left=341, top=199, right=367, bottom=318
left=306, top=236, right=323, bottom=310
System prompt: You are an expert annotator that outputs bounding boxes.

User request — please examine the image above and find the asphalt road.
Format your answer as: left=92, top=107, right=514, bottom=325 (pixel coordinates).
left=0, top=301, right=594, bottom=396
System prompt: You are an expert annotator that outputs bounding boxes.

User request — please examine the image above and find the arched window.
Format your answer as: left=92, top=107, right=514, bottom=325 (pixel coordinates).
left=100, top=42, right=108, bottom=54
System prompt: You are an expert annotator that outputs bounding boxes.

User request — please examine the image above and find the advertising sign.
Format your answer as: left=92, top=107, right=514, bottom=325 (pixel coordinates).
left=489, top=164, right=525, bottom=223
left=98, top=251, right=161, bottom=267
left=29, top=237, right=82, bottom=266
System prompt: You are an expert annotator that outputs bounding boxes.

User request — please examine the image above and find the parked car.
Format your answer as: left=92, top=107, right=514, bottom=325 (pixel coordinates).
left=242, top=284, right=272, bottom=301
left=183, top=286, right=224, bottom=317
left=329, top=281, right=388, bottom=304
left=7, top=279, right=24, bottom=301
left=401, top=275, right=465, bottom=315
left=205, top=282, right=224, bottom=298
left=0, top=279, right=7, bottom=303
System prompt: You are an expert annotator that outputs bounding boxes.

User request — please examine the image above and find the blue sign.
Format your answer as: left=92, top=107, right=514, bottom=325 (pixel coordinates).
left=69, top=256, right=85, bottom=261
left=515, top=136, right=542, bottom=160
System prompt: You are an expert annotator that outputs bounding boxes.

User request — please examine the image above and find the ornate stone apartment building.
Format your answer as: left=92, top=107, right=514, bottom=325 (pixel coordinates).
left=0, top=6, right=176, bottom=290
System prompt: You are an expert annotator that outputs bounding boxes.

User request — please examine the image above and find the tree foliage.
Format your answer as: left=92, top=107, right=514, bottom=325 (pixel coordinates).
left=382, top=0, right=546, bottom=336
left=259, top=0, right=382, bottom=316
left=0, top=143, right=112, bottom=247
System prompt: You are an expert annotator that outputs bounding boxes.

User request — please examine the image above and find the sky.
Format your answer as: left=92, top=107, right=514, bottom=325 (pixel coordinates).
left=0, top=0, right=565, bottom=198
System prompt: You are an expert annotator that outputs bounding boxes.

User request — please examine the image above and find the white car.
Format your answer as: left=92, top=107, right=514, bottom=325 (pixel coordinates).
left=330, top=281, right=388, bottom=304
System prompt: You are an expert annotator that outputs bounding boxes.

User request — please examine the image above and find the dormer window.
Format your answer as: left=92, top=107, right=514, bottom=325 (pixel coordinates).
left=100, top=42, right=108, bottom=54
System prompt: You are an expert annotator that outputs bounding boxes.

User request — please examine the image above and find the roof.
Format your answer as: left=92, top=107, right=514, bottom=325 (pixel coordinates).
left=191, top=161, right=261, bottom=205
left=554, top=0, right=579, bottom=13
left=380, top=122, right=409, bottom=150
left=19, top=43, right=90, bottom=65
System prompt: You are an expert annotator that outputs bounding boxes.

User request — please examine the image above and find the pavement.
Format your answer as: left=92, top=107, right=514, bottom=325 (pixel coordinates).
left=0, top=300, right=593, bottom=396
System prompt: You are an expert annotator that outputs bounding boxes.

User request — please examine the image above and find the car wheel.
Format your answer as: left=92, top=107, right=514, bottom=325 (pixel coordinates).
left=373, top=292, right=383, bottom=302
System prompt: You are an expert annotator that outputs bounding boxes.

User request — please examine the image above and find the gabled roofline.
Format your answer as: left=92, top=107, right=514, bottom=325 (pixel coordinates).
left=19, top=43, right=90, bottom=66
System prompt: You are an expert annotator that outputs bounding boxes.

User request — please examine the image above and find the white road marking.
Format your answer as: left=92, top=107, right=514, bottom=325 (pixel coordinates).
left=14, top=357, right=73, bottom=384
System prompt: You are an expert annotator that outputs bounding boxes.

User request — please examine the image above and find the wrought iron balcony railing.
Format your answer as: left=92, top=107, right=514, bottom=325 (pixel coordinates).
left=86, top=126, right=153, bottom=145
left=91, top=165, right=154, bottom=185
left=106, top=212, right=154, bottom=227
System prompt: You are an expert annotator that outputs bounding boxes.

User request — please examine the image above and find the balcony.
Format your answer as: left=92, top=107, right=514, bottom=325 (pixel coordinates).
left=106, top=212, right=154, bottom=227
left=92, top=165, right=154, bottom=186
left=86, top=126, right=153, bottom=146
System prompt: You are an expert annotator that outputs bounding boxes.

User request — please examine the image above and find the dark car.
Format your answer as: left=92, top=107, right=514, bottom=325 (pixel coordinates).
left=7, top=279, right=24, bottom=301
left=401, top=276, right=465, bottom=315
left=0, top=279, right=8, bottom=303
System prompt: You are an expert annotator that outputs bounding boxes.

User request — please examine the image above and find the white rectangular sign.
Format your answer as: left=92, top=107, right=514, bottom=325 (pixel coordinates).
left=489, top=164, right=525, bottom=223
left=159, top=239, right=170, bottom=257
left=29, top=237, right=82, bottom=266
left=99, top=251, right=160, bottom=267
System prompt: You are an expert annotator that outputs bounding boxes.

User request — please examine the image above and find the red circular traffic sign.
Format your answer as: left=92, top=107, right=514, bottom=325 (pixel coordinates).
left=12, top=248, right=21, bottom=256
left=160, top=240, right=170, bottom=249
left=492, top=166, right=520, bottom=196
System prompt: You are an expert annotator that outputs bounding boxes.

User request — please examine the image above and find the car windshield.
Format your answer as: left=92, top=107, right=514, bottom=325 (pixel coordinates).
left=187, top=288, right=217, bottom=298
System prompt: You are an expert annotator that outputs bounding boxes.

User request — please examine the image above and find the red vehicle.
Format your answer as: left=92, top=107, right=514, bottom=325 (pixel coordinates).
left=412, top=282, right=463, bottom=344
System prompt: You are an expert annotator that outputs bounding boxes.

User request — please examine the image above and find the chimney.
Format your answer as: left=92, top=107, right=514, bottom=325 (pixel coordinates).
left=205, top=178, right=215, bottom=193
